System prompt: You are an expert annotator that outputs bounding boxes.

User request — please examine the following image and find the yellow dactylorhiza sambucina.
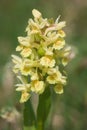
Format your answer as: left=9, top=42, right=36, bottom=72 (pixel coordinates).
left=12, top=9, right=71, bottom=103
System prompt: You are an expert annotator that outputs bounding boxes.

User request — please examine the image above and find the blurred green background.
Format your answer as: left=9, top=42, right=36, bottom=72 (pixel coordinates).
left=0, top=0, right=87, bottom=130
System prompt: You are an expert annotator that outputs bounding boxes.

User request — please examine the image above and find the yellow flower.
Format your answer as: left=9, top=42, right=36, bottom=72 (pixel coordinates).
left=45, top=47, right=53, bottom=56
left=20, top=59, right=31, bottom=76
left=40, top=56, right=55, bottom=68
left=28, top=19, right=41, bottom=36
left=12, top=55, right=22, bottom=64
left=63, top=46, right=71, bottom=57
left=20, top=47, right=32, bottom=57
left=56, top=21, right=66, bottom=30
left=18, top=36, right=30, bottom=47
left=31, top=72, right=39, bottom=81
left=31, top=80, right=45, bottom=94
left=54, top=84, right=63, bottom=94
left=47, top=71, right=66, bottom=85
left=16, top=45, right=23, bottom=51
left=47, top=67, right=58, bottom=75
left=47, top=71, right=61, bottom=84
left=58, top=30, right=66, bottom=37
left=62, top=57, right=69, bottom=66
left=53, top=39, right=65, bottom=50
left=16, top=76, right=31, bottom=103
left=20, top=91, right=30, bottom=103
left=47, top=75, right=57, bottom=84
left=16, top=84, right=31, bottom=92
left=32, top=9, right=42, bottom=19
left=61, top=46, right=71, bottom=66
left=29, top=19, right=40, bottom=30
left=39, top=18, right=49, bottom=29
left=20, top=59, right=39, bottom=76
left=44, top=32, right=59, bottom=45
left=12, top=55, right=22, bottom=73
left=44, top=21, right=66, bottom=36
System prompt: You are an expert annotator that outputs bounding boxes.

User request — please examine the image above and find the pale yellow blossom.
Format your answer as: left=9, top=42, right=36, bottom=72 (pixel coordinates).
left=29, top=19, right=40, bottom=30
left=18, top=37, right=30, bottom=47
left=20, top=47, right=32, bottom=57
left=31, top=72, right=39, bottom=81
left=12, top=55, right=22, bottom=73
left=20, top=59, right=31, bottom=76
left=47, top=71, right=66, bottom=85
left=44, top=21, right=66, bottom=36
left=63, top=46, right=71, bottom=57
left=32, top=9, right=42, bottom=19
left=54, top=84, right=63, bottom=94
left=45, top=47, right=53, bottom=56
left=56, top=21, right=66, bottom=30
left=16, top=45, right=23, bottom=51
left=31, top=80, right=45, bottom=94
left=20, top=91, right=30, bottom=103
left=53, top=39, right=65, bottom=50
left=47, top=67, right=58, bottom=75
left=40, top=56, right=55, bottom=67
left=46, top=34, right=59, bottom=46
left=16, top=84, right=31, bottom=91
left=47, top=71, right=61, bottom=84
left=39, top=18, right=49, bottom=29
left=62, top=57, right=69, bottom=66
left=58, top=30, right=66, bottom=37
left=12, top=55, right=22, bottom=64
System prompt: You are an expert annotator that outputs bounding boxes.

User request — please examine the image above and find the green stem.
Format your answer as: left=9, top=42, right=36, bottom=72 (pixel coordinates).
left=23, top=87, right=51, bottom=130
left=23, top=99, right=36, bottom=129
left=24, top=126, right=29, bottom=130
left=24, top=126, right=36, bottom=130
left=37, top=87, right=51, bottom=130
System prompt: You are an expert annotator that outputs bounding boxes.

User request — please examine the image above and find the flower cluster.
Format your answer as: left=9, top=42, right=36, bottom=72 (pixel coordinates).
left=12, top=9, right=71, bottom=103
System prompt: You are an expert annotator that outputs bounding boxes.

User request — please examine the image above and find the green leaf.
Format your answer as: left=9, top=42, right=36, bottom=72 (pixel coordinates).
left=23, top=99, right=36, bottom=127
left=37, top=87, right=51, bottom=130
